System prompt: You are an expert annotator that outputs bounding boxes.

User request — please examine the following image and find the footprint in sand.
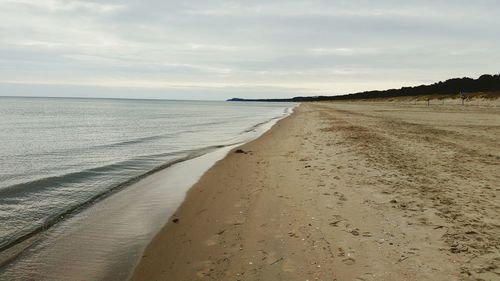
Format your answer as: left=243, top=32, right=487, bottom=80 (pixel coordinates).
left=195, top=260, right=215, bottom=277
left=330, top=220, right=342, bottom=227
left=337, top=247, right=345, bottom=257
left=333, top=192, right=347, bottom=200
left=342, top=257, right=356, bottom=265
left=355, top=273, right=375, bottom=281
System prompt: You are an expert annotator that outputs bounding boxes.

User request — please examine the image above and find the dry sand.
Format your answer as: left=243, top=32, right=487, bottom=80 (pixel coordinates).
left=130, top=101, right=500, bottom=281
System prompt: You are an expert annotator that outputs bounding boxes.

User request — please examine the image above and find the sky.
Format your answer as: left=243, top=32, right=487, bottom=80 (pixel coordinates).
left=0, top=0, right=499, bottom=100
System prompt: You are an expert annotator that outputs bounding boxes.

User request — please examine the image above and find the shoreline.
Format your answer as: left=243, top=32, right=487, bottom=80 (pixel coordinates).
left=124, top=106, right=297, bottom=279
left=0, top=145, right=246, bottom=269
left=129, top=106, right=301, bottom=281
left=131, top=101, right=499, bottom=281
left=0, top=145, right=242, bottom=280
left=0, top=106, right=295, bottom=281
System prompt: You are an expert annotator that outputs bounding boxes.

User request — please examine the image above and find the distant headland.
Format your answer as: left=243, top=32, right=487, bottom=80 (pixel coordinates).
left=227, top=74, right=500, bottom=102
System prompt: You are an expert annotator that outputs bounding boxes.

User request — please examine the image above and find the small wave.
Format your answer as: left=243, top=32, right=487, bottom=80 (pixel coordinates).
left=241, top=106, right=294, bottom=134
left=97, top=134, right=171, bottom=148
left=242, top=117, right=280, bottom=133
left=0, top=153, right=173, bottom=198
left=4, top=133, right=177, bottom=160
left=0, top=144, right=232, bottom=254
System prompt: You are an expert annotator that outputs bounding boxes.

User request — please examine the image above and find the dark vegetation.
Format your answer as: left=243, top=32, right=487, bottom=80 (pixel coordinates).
left=227, top=74, right=500, bottom=102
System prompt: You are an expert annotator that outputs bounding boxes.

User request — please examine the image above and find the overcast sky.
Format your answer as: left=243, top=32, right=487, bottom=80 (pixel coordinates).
left=1, top=0, right=499, bottom=100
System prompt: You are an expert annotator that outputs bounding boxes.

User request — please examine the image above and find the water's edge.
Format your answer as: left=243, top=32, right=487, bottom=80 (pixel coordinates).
left=0, top=104, right=296, bottom=280
left=126, top=105, right=297, bottom=280
left=0, top=144, right=233, bottom=265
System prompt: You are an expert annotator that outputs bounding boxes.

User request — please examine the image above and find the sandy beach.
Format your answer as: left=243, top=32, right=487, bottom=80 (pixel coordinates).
left=131, top=101, right=500, bottom=281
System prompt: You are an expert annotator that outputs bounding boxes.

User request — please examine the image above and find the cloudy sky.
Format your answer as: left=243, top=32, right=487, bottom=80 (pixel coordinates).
left=0, top=0, right=499, bottom=100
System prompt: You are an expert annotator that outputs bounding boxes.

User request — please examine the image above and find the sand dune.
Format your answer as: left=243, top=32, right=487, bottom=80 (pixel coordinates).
left=131, top=101, right=500, bottom=281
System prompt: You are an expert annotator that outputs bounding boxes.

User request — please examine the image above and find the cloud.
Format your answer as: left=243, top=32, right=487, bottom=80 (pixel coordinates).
left=0, top=0, right=499, bottom=99
left=7, top=0, right=125, bottom=13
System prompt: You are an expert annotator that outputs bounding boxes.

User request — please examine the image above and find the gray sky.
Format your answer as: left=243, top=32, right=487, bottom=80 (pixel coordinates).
left=1, top=0, right=499, bottom=100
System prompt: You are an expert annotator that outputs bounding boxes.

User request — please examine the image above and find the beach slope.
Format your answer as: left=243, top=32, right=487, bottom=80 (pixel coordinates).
left=131, top=102, right=499, bottom=281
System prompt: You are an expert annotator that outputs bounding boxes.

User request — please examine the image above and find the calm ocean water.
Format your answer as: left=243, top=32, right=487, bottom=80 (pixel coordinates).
left=0, top=97, right=292, bottom=256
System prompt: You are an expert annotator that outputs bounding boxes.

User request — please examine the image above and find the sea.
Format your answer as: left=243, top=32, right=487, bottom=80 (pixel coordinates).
left=0, top=97, right=294, bottom=280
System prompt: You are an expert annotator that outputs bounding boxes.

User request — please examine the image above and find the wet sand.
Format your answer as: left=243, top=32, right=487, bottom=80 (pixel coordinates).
left=131, top=101, right=500, bottom=281
left=0, top=146, right=239, bottom=281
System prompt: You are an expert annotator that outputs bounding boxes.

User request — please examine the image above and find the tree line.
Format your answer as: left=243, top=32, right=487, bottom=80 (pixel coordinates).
left=227, top=74, right=500, bottom=102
